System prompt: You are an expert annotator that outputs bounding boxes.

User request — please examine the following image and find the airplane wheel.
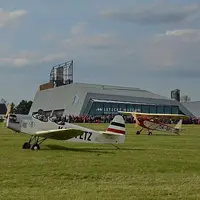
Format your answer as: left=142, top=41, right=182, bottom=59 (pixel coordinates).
left=22, top=142, right=31, bottom=149
left=31, top=144, right=40, bottom=150
left=148, top=132, right=152, bottom=136
left=136, top=131, right=140, bottom=135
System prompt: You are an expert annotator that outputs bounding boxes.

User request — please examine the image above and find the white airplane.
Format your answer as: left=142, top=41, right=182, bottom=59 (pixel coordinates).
left=6, top=113, right=126, bottom=150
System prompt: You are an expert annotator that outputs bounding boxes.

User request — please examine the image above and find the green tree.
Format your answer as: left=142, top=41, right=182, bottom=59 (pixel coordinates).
left=15, top=100, right=33, bottom=114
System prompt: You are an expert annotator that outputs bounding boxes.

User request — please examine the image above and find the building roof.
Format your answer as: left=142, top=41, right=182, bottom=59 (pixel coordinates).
left=0, top=103, right=7, bottom=115
left=182, top=101, right=200, bottom=117
left=66, top=82, right=170, bottom=100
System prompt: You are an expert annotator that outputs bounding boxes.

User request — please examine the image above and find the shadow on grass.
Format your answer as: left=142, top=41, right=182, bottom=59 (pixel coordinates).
left=44, top=144, right=115, bottom=154
left=150, top=133, right=179, bottom=136
left=44, top=144, right=149, bottom=153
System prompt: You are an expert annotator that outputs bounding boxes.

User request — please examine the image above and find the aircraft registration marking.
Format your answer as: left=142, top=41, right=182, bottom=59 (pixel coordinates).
left=75, top=131, right=92, bottom=141
left=58, top=126, right=92, bottom=141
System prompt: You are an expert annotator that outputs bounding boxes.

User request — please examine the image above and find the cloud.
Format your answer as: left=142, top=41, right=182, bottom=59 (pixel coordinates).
left=0, top=27, right=120, bottom=69
left=0, top=57, right=29, bottom=67
left=70, top=22, right=88, bottom=35
left=2, top=20, right=200, bottom=80
left=136, top=29, right=200, bottom=71
left=39, top=52, right=67, bottom=63
left=0, top=31, right=119, bottom=68
left=157, top=29, right=200, bottom=42
left=0, top=8, right=27, bottom=28
left=0, top=55, right=31, bottom=68
left=159, top=29, right=200, bottom=37
left=100, top=2, right=200, bottom=25
left=61, top=33, right=118, bottom=50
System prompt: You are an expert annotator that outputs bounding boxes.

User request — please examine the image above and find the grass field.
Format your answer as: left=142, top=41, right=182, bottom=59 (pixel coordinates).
left=1, top=122, right=200, bottom=200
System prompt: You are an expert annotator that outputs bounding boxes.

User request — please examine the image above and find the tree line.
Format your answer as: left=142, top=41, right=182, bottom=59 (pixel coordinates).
left=10, top=100, right=33, bottom=115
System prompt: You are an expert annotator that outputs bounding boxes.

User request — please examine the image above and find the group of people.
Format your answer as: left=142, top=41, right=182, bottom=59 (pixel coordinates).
left=31, top=108, right=200, bottom=125
left=67, top=115, right=134, bottom=123
left=54, top=115, right=200, bottom=125
left=32, top=111, right=134, bottom=124
left=32, top=110, right=200, bottom=125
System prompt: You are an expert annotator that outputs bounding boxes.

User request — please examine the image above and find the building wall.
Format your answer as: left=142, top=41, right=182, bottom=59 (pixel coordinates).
left=182, top=101, right=200, bottom=117
left=29, top=83, right=194, bottom=117
left=30, top=83, right=87, bottom=116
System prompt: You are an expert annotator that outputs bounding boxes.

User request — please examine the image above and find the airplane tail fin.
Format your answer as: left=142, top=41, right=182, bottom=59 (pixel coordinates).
left=106, top=115, right=126, bottom=135
left=174, top=119, right=183, bottom=130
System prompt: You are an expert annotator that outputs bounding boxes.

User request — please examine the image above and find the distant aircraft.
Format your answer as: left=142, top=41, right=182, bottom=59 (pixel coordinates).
left=6, top=112, right=126, bottom=150
left=119, top=111, right=189, bottom=135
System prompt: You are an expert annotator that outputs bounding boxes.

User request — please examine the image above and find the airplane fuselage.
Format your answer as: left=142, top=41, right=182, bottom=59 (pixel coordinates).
left=137, top=119, right=179, bottom=133
left=9, top=115, right=125, bottom=144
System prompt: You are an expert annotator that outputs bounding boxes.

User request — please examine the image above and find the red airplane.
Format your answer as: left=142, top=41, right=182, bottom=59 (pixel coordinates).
left=119, top=111, right=189, bottom=135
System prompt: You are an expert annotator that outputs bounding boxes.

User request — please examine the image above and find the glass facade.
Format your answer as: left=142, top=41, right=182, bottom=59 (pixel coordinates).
left=149, top=105, right=156, bottom=113
left=87, top=100, right=181, bottom=116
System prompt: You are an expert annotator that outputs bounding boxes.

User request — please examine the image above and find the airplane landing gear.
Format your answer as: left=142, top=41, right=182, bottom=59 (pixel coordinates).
left=148, top=131, right=152, bottom=136
left=136, top=131, right=140, bottom=135
left=31, top=144, right=40, bottom=150
left=136, top=128, right=143, bottom=135
left=22, top=142, right=31, bottom=149
left=22, top=136, right=46, bottom=150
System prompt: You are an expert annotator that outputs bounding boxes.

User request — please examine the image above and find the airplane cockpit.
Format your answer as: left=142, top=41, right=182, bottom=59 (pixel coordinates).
left=32, top=109, right=67, bottom=125
left=49, top=115, right=66, bottom=125
left=32, top=109, right=48, bottom=122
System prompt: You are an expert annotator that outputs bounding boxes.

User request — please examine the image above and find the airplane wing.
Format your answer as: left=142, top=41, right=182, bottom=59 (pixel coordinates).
left=35, top=128, right=84, bottom=140
left=133, top=112, right=189, bottom=119
left=143, top=120, right=180, bottom=134
left=119, top=111, right=189, bottom=119
left=118, top=111, right=133, bottom=115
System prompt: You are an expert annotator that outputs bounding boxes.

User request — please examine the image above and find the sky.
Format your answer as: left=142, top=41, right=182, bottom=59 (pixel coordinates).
left=1, top=0, right=200, bottom=103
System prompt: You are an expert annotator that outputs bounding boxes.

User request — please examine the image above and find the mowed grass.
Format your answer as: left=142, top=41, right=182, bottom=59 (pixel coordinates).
left=1, top=123, right=200, bottom=200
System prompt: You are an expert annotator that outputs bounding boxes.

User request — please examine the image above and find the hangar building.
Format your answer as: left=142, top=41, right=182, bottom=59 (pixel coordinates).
left=29, top=61, right=194, bottom=118
left=29, top=82, right=194, bottom=117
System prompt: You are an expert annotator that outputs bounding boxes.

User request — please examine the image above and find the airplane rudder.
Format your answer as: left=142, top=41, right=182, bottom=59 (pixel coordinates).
left=106, top=115, right=126, bottom=135
left=174, top=119, right=183, bottom=130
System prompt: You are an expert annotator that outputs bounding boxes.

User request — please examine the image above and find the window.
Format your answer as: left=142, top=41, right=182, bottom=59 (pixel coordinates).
left=95, top=102, right=103, bottom=115
left=126, top=104, right=135, bottom=112
left=88, top=102, right=103, bottom=115
left=103, top=103, right=112, bottom=114
left=118, top=104, right=126, bottom=112
left=87, top=99, right=182, bottom=116
left=111, top=103, right=119, bottom=114
left=171, top=106, right=179, bottom=114
left=149, top=105, right=156, bottom=113
left=135, top=105, right=141, bottom=112
left=157, top=106, right=164, bottom=113
left=164, top=106, right=171, bottom=114
left=141, top=105, right=149, bottom=113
